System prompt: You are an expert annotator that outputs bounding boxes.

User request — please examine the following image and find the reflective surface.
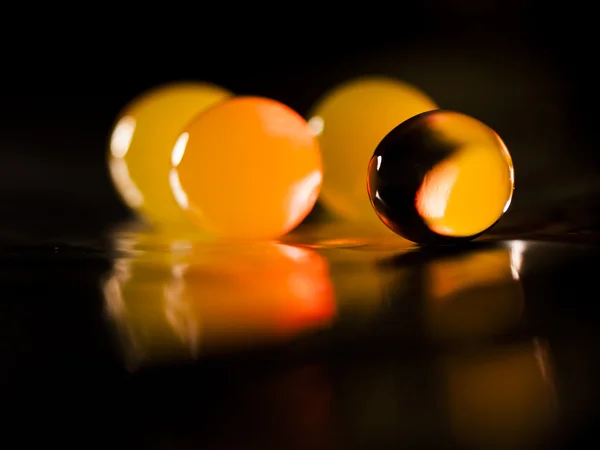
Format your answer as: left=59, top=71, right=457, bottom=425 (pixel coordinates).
left=105, top=231, right=530, bottom=366
left=308, top=76, right=438, bottom=231
left=108, top=82, right=232, bottom=228
left=368, top=110, right=514, bottom=244
left=2, top=224, right=600, bottom=449
left=170, top=96, right=322, bottom=240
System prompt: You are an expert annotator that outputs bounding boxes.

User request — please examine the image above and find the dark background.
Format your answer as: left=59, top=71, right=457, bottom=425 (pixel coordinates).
left=2, top=4, right=600, bottom=447
left=0, top=2, right=596, bottom=239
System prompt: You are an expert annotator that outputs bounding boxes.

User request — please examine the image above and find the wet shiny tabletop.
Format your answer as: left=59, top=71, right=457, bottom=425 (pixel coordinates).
left=2, top=217, right=600, bottom=449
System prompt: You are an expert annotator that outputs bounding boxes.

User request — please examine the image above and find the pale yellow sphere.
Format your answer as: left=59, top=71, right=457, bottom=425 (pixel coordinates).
left=307, top=76, right=438, bottom=229
left=108, top=82, right=232, bottom=229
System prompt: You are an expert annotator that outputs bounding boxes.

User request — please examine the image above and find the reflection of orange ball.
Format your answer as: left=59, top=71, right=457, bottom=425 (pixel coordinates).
left=170, top=96, right=323, bottom=241
left=103, top=240, right=336, bottom=366
left=171, top=243, right=336, bottom=349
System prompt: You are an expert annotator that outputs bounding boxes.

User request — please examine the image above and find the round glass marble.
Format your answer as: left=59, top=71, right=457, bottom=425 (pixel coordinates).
left=367, top=110, right=514, bottom=245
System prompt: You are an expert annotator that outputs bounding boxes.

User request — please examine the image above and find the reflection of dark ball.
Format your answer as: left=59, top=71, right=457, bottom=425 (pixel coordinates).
left=367, top=110, right=514, bottom=245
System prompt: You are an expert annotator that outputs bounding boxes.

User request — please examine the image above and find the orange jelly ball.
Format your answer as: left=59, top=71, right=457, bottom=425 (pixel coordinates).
left=170, top=96, right=323, bottom=241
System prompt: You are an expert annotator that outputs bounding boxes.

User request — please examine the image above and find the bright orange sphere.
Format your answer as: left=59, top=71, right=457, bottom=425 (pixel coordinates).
left=170, top=96, right=323, bottom=241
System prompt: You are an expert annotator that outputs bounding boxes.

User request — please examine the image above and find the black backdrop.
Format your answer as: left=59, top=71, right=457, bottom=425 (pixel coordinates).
left=0, top=2, right=596, bottom=239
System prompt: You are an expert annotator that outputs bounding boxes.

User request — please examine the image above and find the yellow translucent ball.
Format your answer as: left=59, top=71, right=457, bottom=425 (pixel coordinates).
left=307, top=76, right=438, bottom=229
left=108, top=82, right=232, bottom=229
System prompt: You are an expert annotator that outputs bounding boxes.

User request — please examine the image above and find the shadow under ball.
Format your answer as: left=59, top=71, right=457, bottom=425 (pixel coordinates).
left=367, top=110, right=514, bottom=246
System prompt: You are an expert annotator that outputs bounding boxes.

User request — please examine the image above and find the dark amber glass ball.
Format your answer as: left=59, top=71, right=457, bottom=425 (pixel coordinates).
left=367, top=110, right=514, bottom=245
